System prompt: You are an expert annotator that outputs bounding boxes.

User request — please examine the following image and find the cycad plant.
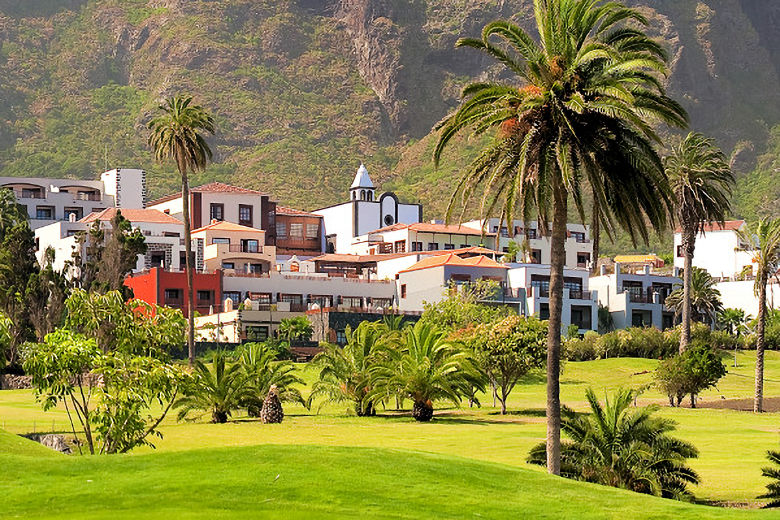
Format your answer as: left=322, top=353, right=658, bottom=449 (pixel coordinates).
left=148, top=95, right=215, bottom=367
left=735, top=218, right=780, bottom=412
left=435, top=0, right=686, bottom=473
left=237, top=342, right=305, bottom=416
left=665, top=267, right=723, bottom=326
left=310, top=321, right=391, bottom=416
left=372, top=321, right=483, bottom=422
left=665, top=132, right=734, bottom=351
left=759, top=450, right=780, bottom=508
left=528, top=388, right=699, bottom=500
left=174, top=351, right=249, bottom=423
left=278, top=316, right=313, bottom=344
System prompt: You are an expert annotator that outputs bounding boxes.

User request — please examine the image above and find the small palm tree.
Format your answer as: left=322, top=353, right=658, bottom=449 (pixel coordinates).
left=148, top=94, right=215, bottom=367
left=717, top=308, right=750, bottom=336
left=310, top=321, right=390, bottom=416
left=665, top=267, right=723, bottom=326
left=735, top=218, right=780, bottom=412
left=278, top=316, right=313, bottom=343
left=175, top=351, right=249, bottom=423
left=237, top=342, right=305, bottom=416
left=759, top=450, right=780, bottom=508
left=665, top=132, right=734, bottom=352
left=528, top=388, right=699, bottom=500
left=435, top=0, right=686, bottom=473
left=372, top=321, right=483, bottom=422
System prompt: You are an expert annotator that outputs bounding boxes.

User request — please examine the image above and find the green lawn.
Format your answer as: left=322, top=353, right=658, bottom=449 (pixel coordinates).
left=2, top=350, right=780, bottom=515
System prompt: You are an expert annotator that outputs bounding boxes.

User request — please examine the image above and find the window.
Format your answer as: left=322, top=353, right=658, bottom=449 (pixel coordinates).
left=224, top=291, right=241, bottom=304
left=577, top=253, right=590, bottom=267
left=246, top=326, right=269, bottom=342
left=492, top=225, right=499, bottom=233
left=336, top=330, right=347, bottom=345
left=526, top=228, right=537, bottom=239
left=164, top=289, right=181, bottom=303
left=502, top=247, right=509, bottom=253
left=239, top=204, right=253, bottom=227
left=662, top=313, right=674, bottom=330
left=400, top=284, right=407, bottom=298
left=427, top=242, right=439, bottom=251
left=241, top=239, right=259, bottom=253
left=538, top=303, right=550, bottom=320
left=35, top=206, right=53, bottom=220
left=676, top=245, right=683, bottom=258
left=306, top=223, right=319, bottom=239
left=460, top=244, right=468, bottom=249
left=384, top=215, right=394, bottom=226
left=500, top=227, right=509, bottom=237
left=394, top=240, right=406, bottom=253
left=249, top=263, right=264, bottom=274
left=280, top=293, right=303, bottom=304
left=444, top=243, right=455, bottom=250
left=210, top=203, right=224, bottom=221
left=276, top=222, right=287, bottom=238
left=530, top=249, right=542, bottom=264
left=64, top=207, right=82, bottom=221
left=222, top=262, right=235, bottom=269
left=163, top=231, right=180, bottom=237
left=290, top=223, right=304, bottom=238
left=514, top=226, right=524, bottom=235
left=410, top=241, right=423, bottom=252
left=212, top=237, right=230, bottom=245
left=197, top=290, right=213, bottom=303
left=341, top=296, right=362, bottom=308
left=150, top=253, right=165, bottom=268
left=570, top=231, right=586, bottom=243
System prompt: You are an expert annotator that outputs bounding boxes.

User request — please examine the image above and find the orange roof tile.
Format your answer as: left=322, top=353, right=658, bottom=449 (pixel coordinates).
left=80, top=208, right=182, bottom=225
left=369, top=222, right=493, bottom=236
left=149, top=182, right=268, bottom=205
left=674, top=220, right=745, bottom=234
left=191, top=220, right=264, bottom=234
left=276, top=206, right=322, bottom=217
left=399, top=254, right=507, bottom=274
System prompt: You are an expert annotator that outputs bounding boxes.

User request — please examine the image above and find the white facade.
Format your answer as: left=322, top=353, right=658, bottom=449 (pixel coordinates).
left=355, top=222, right=496, bottom=255
left=0, top=168, right=146, bottom=230
left=589, top=263, right=680, bottom=330
left=315, top=164, right=422, bottom=253
left=714, top=280, right=776, bottom=318
left=462, top=218, right=593, bottom=269
left=673, top=221, right=754, bottom=280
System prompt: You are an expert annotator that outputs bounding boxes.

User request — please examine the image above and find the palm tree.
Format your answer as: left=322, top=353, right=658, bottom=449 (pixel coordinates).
left=277, top=316, right=313, bottom=344
left=717, top=307, right=752, bottom=368
left=665, top=267, right=723, bottom=326
left=310, top=321, right=390, bottom=416
left=759, top=449, right=780, bottom=508
left=434, top=0, right=686, bottom=473
left=237, top=342, right=305, bottom=416
left=665, top=132, right=734, bottom=352
left=148, top=95, right=215, bottom=367
left=372, top=321, right=483, bottom=422
left=735, top=218, right=780, bottom=412
left=528, top=388, right=699, bottom=500
left=174, top=351, right=249, bottom=423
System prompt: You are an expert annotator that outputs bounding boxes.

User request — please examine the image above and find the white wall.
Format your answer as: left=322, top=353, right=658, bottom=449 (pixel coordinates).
left=716, top=280, right=780, bottom=318
left=316, top=202, right=356, bottom=253
left=101, top=168, right=145, bottom=210
left=673, top=229, right=752, bottom=279
left=222, top=272, right=397, bottom=304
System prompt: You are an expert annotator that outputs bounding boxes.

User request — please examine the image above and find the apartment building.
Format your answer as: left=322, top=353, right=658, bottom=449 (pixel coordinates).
left=589, top=263, right=680, bottom=330
left=673, top=220, right=754, bottom=280
left=354, top=222, right=497, bottom=255
left=1, top=168, right=146, bottom=230
left=461, top=218, right=593, bottom=269
left=125, top=267, right=223, bottom=317
left=314, top=164, right=422, bottom=253
left=191, top=220, right=276, bottom=275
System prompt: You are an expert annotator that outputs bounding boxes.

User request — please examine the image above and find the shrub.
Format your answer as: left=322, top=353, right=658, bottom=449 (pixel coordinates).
left=564, top=331, right=599, bottom=361
left=655, top=345, right=727, bottom=407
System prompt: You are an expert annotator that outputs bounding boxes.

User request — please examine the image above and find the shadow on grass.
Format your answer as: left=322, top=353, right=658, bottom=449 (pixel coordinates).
left=488, top=408, right=546, bottom=417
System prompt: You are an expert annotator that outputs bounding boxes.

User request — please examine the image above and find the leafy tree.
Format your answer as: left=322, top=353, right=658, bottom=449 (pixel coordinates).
left=735, top=218, right=780, bottom=412
left=654, top=345, right=727, bottom=407
left=472, top=315, right=546, bottom=414
left=372, top=321, right=483, bottom=422
left=175, top=351, right=249, bottom=423
left=278, top=316, right=313, bottom=343
left=421, top=279, right=512, bottom=333
left=0, top=313, right=10, bottom=371
left=665, top=132, right=734, bottom=352
left=148, top=94, right=215, bottom=367
left=435, top=0, right=685, bottom=473
left=310, top=321, right=390, bottom=416
left=759, top=449, right=780, bottom=508
left=528, top=388, right=699, bottom=500
left=237, top=342, right=305, bottom=416
left=26, top=247, right=69, bottom=341
left=665, top=267, right=723, bottom=326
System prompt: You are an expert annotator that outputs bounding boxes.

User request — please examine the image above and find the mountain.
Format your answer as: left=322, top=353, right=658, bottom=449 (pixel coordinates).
left=0, top=0, right=778, bottom=253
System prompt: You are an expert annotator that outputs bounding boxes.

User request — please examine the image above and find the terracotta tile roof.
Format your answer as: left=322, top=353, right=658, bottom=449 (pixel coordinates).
left=276, top=206, right=322, bottom=218
left=310, top=252, right=413, bottom=264
left=148, top=182, right=267, bottom=206
left=399, top=254, right=508, bottom=274
left=191, top=220, right=264, bottom=234
left=80, top=208, right=183, bottom=225
left=460, top=255, right=507, bottom=268
left=674, top=220, right=745, bottom=234
left=614, top=254, right=663, bottom=264
left=369, top=222, right=494, bottom=236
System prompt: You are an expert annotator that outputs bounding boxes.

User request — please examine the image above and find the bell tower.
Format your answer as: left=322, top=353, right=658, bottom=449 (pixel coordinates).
left=349, top=163, right=376, bottom=202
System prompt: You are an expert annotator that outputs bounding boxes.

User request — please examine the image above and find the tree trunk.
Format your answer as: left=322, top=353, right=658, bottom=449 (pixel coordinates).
left=545, top=186, right=567, bottom=476
left=590, top=199, right=600, bottom=274
left=755, top=278, right=768, bottom=413
left=679, top=226, right=695, bottom=353
left=181, top=169, right=196, bottom=368
left=412, top=400, right=433, bottom=422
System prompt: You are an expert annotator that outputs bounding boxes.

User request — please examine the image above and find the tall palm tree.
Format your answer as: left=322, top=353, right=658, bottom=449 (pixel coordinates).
left=528, top=388, right=699, bottom=500
left=148, top=95, right=215, bottom=367
left=665, top=132, right=734, bottom=352
left=371, top=321, right=483, bottom=422
left=665, top=267, right=723, bottom=326
left=735, top=219, right=780, bottom=412
left=434, top=0, right=686, bottom=473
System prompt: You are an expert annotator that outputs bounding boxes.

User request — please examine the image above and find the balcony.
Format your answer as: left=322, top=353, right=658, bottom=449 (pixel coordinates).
left=568, top=289, right=592, bottom=300
left=9, top=189, right=45, bottom=199
left=627, top=292, right=653, bottom=304
left=229, top=244, right=263, bottom=254
left=74, top=192, right=102, bottom=202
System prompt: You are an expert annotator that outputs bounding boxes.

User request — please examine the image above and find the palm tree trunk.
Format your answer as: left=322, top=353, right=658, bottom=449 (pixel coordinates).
left=546, top=186, right=567, bottom=476
left=680, top=226, right=695, bottom=353
left=181, top=168, right=196, bottom=368
left=755, top=278, right=767, bottom=413
left=590, top=199, right=600, bottom=274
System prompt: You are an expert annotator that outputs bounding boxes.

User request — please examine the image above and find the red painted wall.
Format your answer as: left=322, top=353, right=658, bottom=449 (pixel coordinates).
left=125, top=268, right=223, bottom=316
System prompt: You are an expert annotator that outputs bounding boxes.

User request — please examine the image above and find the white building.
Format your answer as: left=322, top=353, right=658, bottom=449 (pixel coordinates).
left=353, top=221, right=497, bottom=255
left=314, top=164, right=422, bottom=253
left=589, top=263, right=680, bottom=330
left=35, top=208, right=188, bottom=275
left=462, top=218, right=593, bottom=269
left=673, top=220, right=754, bottom=280
left=0, top=168, right=146, bottom=230
left=714, top=280, right=779, bottom=318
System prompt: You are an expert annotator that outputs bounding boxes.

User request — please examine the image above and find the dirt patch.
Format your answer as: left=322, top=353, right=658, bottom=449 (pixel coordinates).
left=692, top=396, right=780, bottom=412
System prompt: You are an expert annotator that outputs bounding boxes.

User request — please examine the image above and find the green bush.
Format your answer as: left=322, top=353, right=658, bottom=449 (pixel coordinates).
left=654, top=345, right=727, bottom=407
left=564, top=331, right=599, bottom=361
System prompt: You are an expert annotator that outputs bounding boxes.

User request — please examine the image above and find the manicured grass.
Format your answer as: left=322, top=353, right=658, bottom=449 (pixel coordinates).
left=3, top=431, right=780, bottom=519
left=2, top=351, right=780, bottom=508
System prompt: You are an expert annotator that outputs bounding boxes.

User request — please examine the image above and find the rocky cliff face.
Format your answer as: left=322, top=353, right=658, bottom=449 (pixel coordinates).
left=0, top=0, right=777, bottom=214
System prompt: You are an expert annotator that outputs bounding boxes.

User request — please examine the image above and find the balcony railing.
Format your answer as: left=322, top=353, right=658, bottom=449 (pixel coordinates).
left=9, top=189, right=45, bottom=199
left=74, top=192, right=102, bottom=201
left=627, top=292, right=653, bottom=304
left=568, top=289, right=592, bottom=300
left=164, top=297, right=183, bottom=305
left=228, top=244, right=263, bottom=253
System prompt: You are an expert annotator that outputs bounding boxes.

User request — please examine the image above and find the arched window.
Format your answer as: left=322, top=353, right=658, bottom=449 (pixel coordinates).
left=367, top=191, right=373, bottom=201
left=361, top=190, right=366, bottom=200
left=352, top=191, right=357, bottom=200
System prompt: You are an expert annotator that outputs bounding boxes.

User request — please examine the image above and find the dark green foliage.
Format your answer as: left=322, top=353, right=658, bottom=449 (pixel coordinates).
left=528, top=388, right=700, bottom=500
left=278, top=316, right=313, bottom=343
left=654, top=346, right=727, bottom=407
left=175, top=351, right=250, bottom=424
left=759, top=450, right=780, bottom=508
left=237, top=342, right=305, bottom=416
left=665, top=267, right=723, bottom=325
left=420, top=279, right=513, bottom=333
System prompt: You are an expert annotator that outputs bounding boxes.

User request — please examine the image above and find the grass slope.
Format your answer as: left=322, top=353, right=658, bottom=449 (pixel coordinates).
left=1, top=431, right=777, bottom=520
